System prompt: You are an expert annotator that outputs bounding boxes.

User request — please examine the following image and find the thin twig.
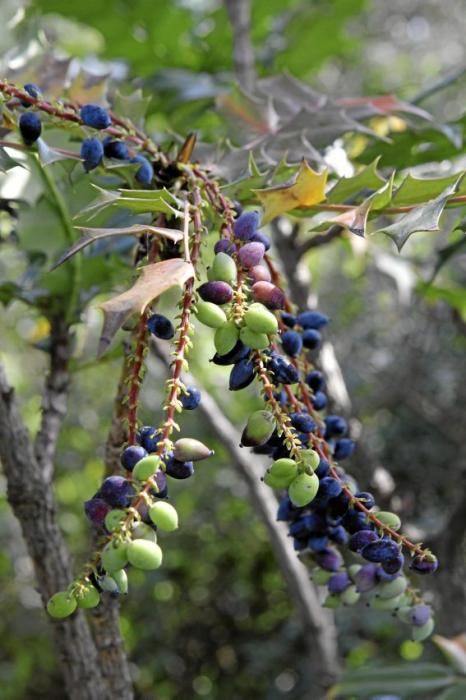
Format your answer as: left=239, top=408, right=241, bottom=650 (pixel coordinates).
left=224, top=0, right=256, bottom=92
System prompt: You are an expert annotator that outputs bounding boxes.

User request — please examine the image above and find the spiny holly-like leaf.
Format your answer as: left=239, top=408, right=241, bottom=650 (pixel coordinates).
left=98, top=259, right=194, bottom=357
left=67, top=67, right=109, bottom=104
left=75, top=185, right=121, bottom=221
left=0, top=146, right=23, bottom=172
left=323, top=198, right=373, bottom=237
left=75, top=186, right=182, bottom=221
left=392, top=170, right=466, bottom=207
left=376, top=176, right=464, bottom=251
left=52, top=225, right=183, bottom=270
left=254, top=160, right=327, bottom=224
left=327, top=158, right=386, bottom=203
left=336, top=95, right=433, bottom=121
left=37, top=139, right=81, bottom=167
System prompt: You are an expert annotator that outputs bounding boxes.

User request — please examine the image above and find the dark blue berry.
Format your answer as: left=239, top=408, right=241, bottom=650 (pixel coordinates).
left=349, top=529, right=379, bottom=552
left=288, top=513, right=325, bottom=538
left=281, top=330, right=303, bottom=357
left=211, top=340, right=250, bottom=366
left=268, top=354, right=299, bottom=384
left=376, top=566, right=400, bottom=583
left=305, top=370, right=325, bottom=392
left=150, top=470, right=168, bottom=498
left=381, top=553, right=404, bottom=574
left=281, top=312, right=296, bottom=328
left=334, top=438, right=355, bottom=460
left=130, top=154, right=153, bottom=186
left=80, top=103, right=111, bottom=130
left=361, top=538, right=400, bottom=563
left=290, top=412, right=316, bottom=433
left=311, top=391, right=327, bottom=411
left=293, top=537, right=308, bottom=551
left=147, top=313, right=175, bottom=340
left=103, top=137, right=129, bottom=159
left=233, top=211, right=260, bottom=240
left=315, top=458, right=330, bottom=479
left=276, top=496, right=301, bottom=522
left=297, top=310, right=329, bottom=329
left=302, top=329, right=321, bottom=350
left=342, top=509, right=372, bottom=534
left=21, top=83, right=40, bottom=107
left=121, top=445, right=147, bottom=471
left=326, top=491, right=350, bottom=520
left=355, top=491, right=375, bottom=509
left=98, top=476, right=135, bottom=508
left=229, top=358, right=255, bottom=391
left=314, top=477, right=343, bottom=507
left=19, top=112, right=41, bottom=145
left=180, top=387, right=201, bottom=410
left=137, top=426, right=161, bottom=452
left=328, top=525, right=348, bottom=545
left=308, top=534, right=329, bottom=553
left=315, top=548, right=343, bottom=572
left=165, top=456, right=194, bottom=479
left=324, top=415, right=348, bottom=438
left=80, top=138, right=104, bottom=172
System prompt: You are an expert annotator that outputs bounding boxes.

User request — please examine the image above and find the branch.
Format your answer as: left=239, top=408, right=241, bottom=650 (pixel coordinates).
left=0, top=362, right=109, bottom=700
left=150, top=339, right=341, bottom=689
left=411, top=64, right=466, bottom=104
left=224, top=0, right=256, bottom=92
left=297, top=224, right=345, bottom=257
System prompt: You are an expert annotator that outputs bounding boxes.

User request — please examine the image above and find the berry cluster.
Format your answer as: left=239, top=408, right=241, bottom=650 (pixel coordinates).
left=13, top=83, right=154, bottom=185
left=1, top=80, right=438, bottom=641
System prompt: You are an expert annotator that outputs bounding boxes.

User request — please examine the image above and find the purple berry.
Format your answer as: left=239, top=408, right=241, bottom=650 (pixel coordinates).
left=410, top=604, right=432, bottom=626
left=19, top=112, right=41, bottom=145
left=150, top=470, right=168, bottom=498
left=251, top=282, right=285, bottom=310
left=214, top=239, right=236, bottom=255
left=198, top=281, right=233, bottom=305
left=411, top=555, right=439, bottom=574
left=297, top=310, right=329, bottom=329
left=251, top=230, right=271, bottom=250
left=381, top=553, right=404, bottom=574
left=84, top=497, right=112, bottom=527
left=80, top=103, right=111, bottom=130
left=121, top=445, right=148, bottom=471
left=238, top=241, right=265, bottom=268
left=328, top=572, right=351, bottom=594
left=315, top=548, right=343, bottom=572
left=233, top=211, right=260, bottom=240
left=355, top=563, right=378, bottom=592
left=248, top=265, right=272, bottom=283
left=302, top=329, right=321, bottom=350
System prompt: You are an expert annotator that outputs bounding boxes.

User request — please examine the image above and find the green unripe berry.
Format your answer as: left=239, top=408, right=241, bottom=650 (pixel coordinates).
left=241, top=410, right=276, bottom=447
left=112, top=569, right=129, bottom=594
left=101, top=541, right=128, bottom=573
left=341, top=584, right=361, bottom=606
left=298, top=449, right=320, bottom=472
left=239, top=326, right=270, bottom=349
left=211, top=252, right=237, bottom=283
left=397, top=606, right=414, bottom=624
left=196, top=300, right=227, bottom=328
left=371, top=594, right=405, bottom=611
left=348, top=564, right=362, bottom=581
left=214, top=322, right=239, bottom=355
left=310, top=567, right=332, bottom=585
left=76, top=583, right=100, bottom=609
left=104, top=509, right=126, bottom=532
left=173, top=438, right=213, bottom=462
left=411, top=618, right=435, bottom=642
left=323, top=593, right=342, bottom=609
left=149, top=501, right=179, bottom=531
left=127, top=540, right=163, bottom=570
left=132, top=522, right=157, bottom=542
left=288, top=472, right=319, bottom=507
left=376, top=511, right=402, bottom=531
left=376, top=576, right=407, bottom=600
left=47, top=591, right=77, bottom=618
left=243, top=303, right=278, bottom=335
left=269, top=458, right=298, bottom=479
left=263, top=470, right=294, bottom=489
left=132, top=455, right=161, bottom=481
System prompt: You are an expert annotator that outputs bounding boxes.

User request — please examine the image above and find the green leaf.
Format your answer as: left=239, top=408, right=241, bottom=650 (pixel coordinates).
left=327, top=158, right=386, bottom=203
left=112, top=88, right=151, bottom=128
left=376, top=176, right=464, bottom=251
left=330, top=663, right=455, bottom=698
left=417, top=282, right=466, bottom=320
left=0, top=146, right=23, bottom=172
left=437, top=682, right=466, bottom=700
left=392, top=171, right=466, bottom=207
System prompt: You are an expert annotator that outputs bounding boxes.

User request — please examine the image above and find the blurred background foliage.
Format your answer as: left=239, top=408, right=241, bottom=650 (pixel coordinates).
left=0, top=0, right=465, bottom=698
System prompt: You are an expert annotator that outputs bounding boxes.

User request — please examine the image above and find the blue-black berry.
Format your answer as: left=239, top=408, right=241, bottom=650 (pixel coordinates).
left=103, top=137, right=129, bottom=160
left=147, top=313, right=175, bottom=340
left=80, top=103, right=111, bottom=130
left=80, top=138, right=104, bottom=172
left=130, top=155, right=153, bottom=186
left=180, top=387, right=201, bottom=410
left=19, top=112, right=41, bottom=145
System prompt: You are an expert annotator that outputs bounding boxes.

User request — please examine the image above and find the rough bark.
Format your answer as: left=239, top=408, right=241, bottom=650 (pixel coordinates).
left=0, top=361, right=108, bottom=700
